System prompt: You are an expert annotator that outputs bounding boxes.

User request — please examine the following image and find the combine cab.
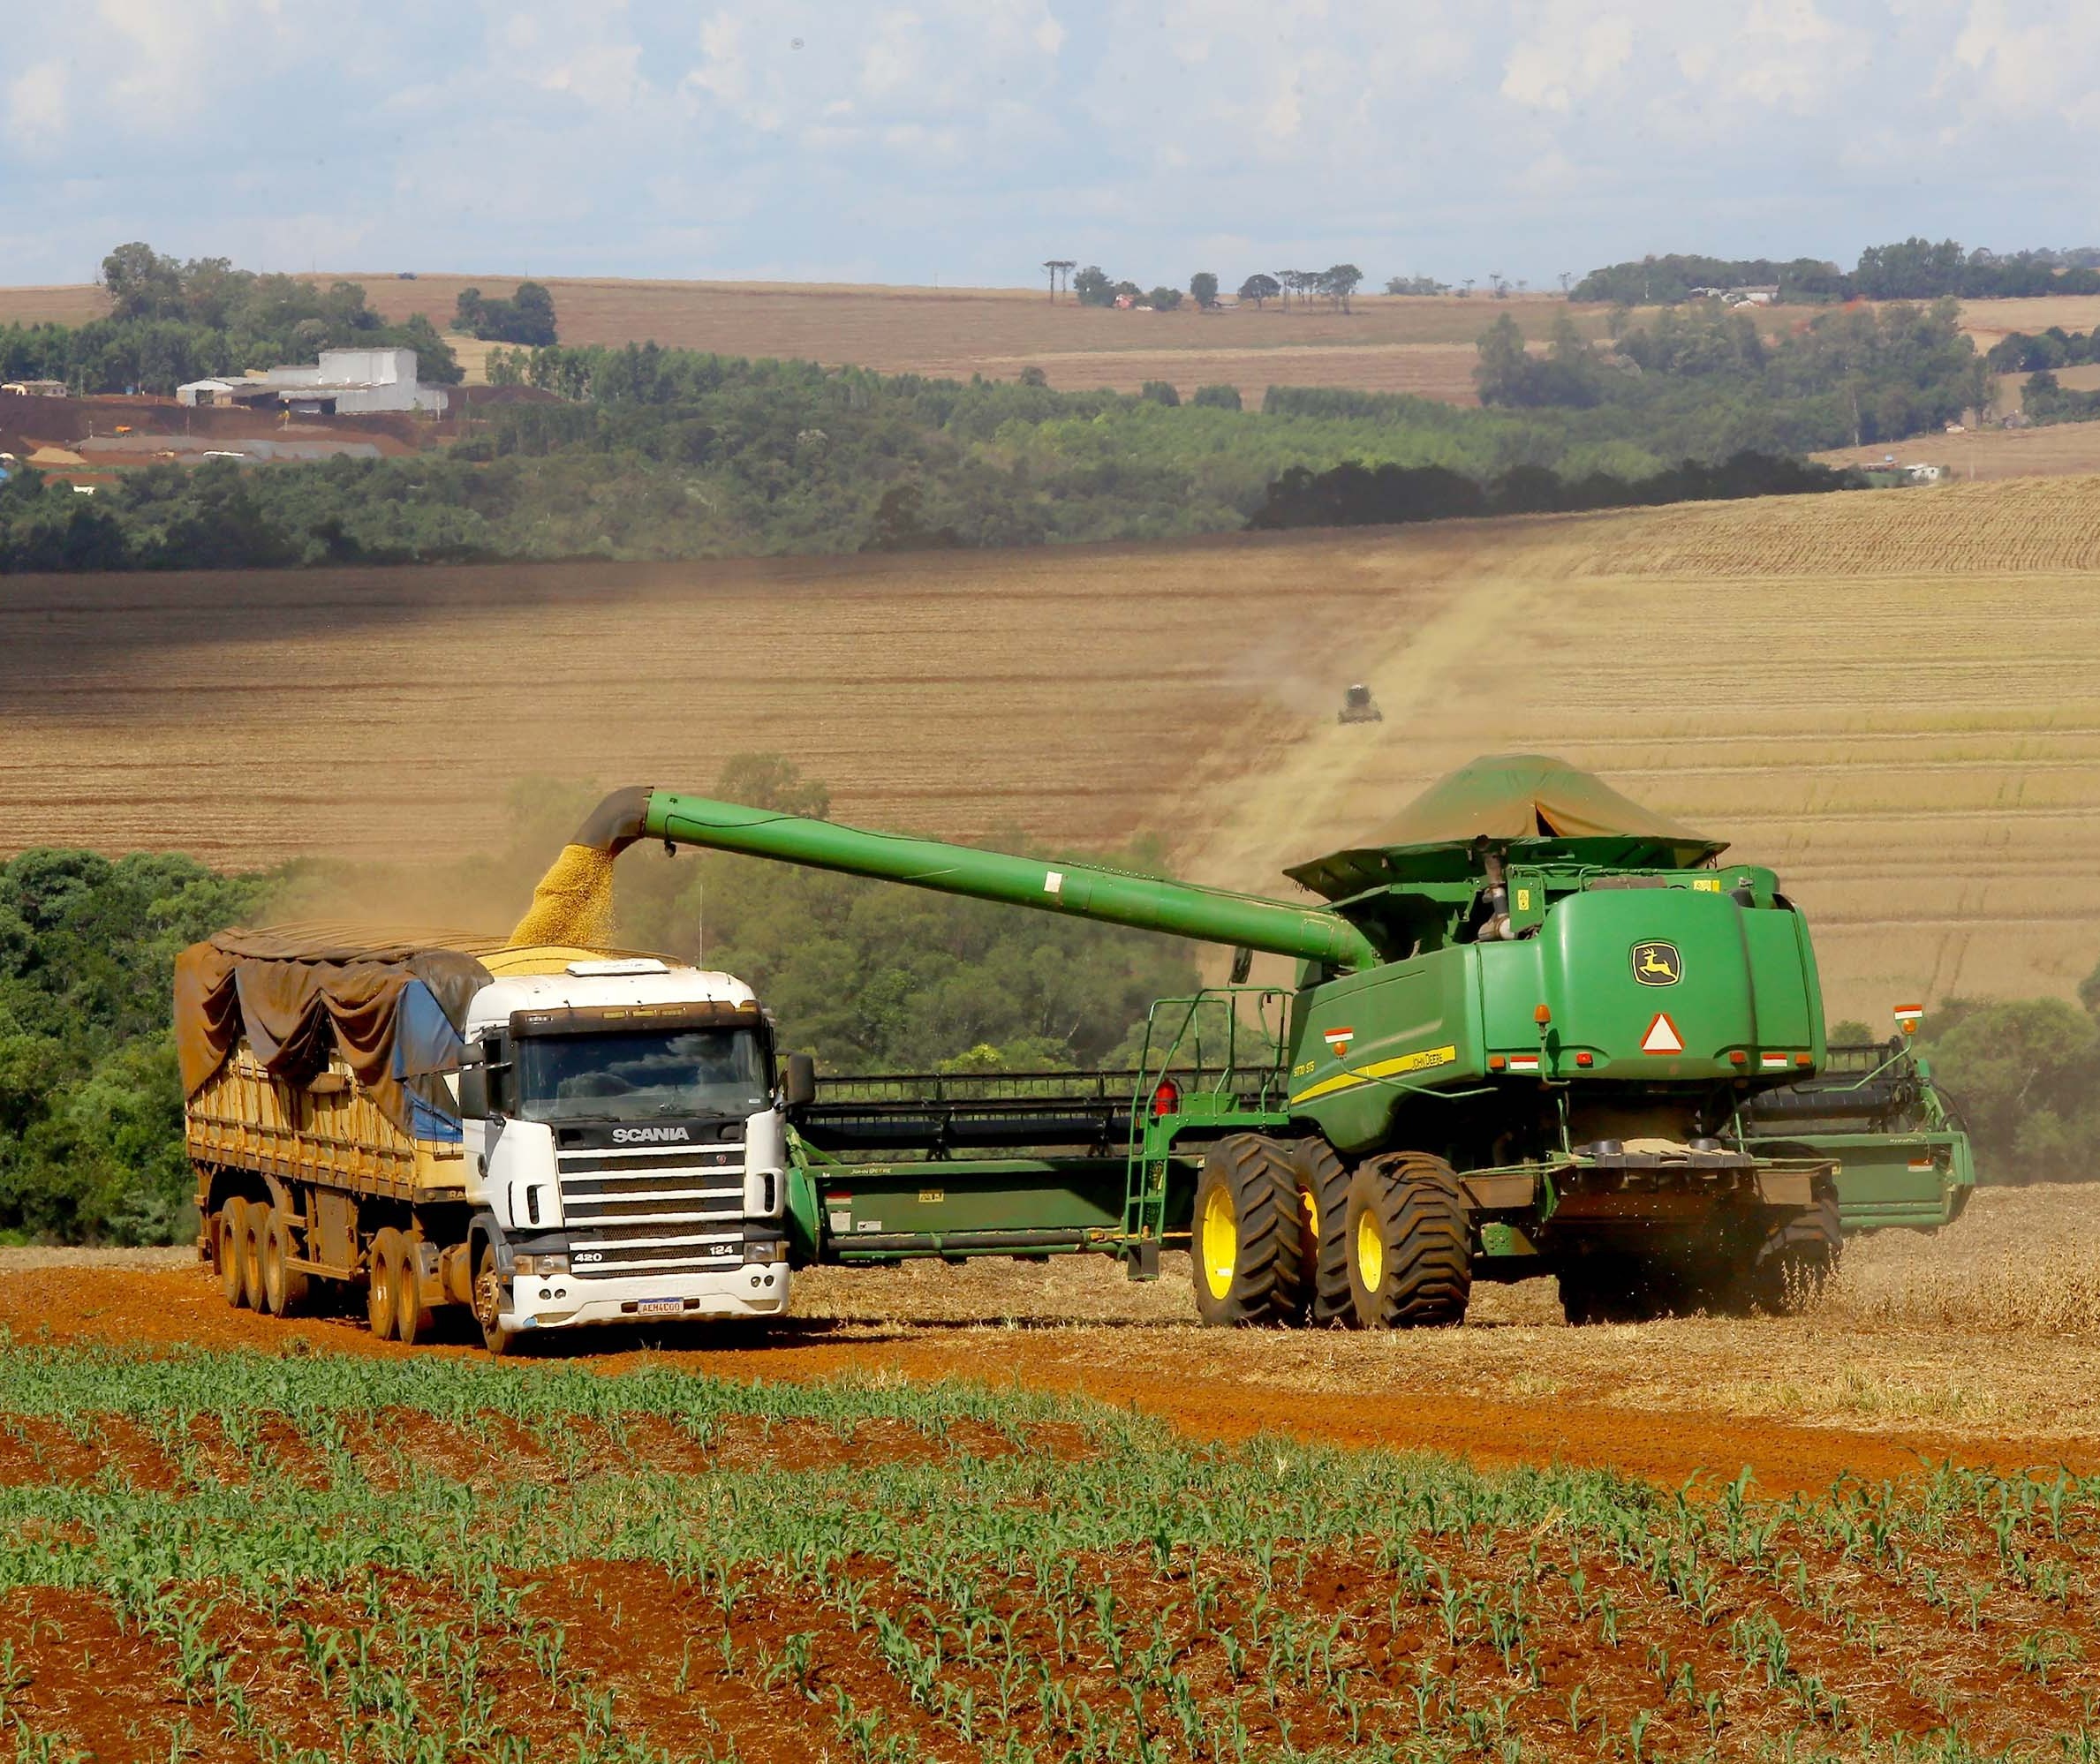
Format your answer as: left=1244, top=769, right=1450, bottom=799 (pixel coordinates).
left=1338, top=682, right=1383, bottom=724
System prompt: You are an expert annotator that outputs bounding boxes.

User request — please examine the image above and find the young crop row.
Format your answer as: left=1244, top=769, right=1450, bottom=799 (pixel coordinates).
left=1, top=1343, right=2098, bottom=1761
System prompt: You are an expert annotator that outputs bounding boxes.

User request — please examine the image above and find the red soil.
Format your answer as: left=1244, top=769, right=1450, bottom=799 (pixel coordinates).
left=2, top=1267, right=2094, bottom=1496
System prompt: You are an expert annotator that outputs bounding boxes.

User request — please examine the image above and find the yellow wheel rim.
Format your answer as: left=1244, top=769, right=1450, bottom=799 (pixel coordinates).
left=1356, top=1209, right=1384, bottom=1294
left=1200, top=1183, right=1238, bottom=1300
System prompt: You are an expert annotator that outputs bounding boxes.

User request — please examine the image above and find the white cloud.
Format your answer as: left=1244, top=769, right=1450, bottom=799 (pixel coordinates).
left=5, top=60, right=68, bottom=152
left=0, top=0, right=2096, bottom=289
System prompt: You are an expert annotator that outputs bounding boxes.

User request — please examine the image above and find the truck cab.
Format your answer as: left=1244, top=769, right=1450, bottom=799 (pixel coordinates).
left=460, top=955, right=793, bottom=1344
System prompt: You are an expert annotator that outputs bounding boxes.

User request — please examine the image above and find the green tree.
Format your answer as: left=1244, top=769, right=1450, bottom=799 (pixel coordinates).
left=1145, top=287, right=1183, bottom=312
left=1318, top=264, right=1363, bottom=311
left=99, top=242, right=183, bottom=321
left=1237, top=274, right=1280, bottom=308
left=1189, top=271, right=1220, bottom=308
left=1072, top=266, right=1114, bottom=306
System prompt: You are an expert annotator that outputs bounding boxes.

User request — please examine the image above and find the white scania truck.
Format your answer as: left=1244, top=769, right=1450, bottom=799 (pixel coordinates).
left=178, top=931, right=809, bottom=1352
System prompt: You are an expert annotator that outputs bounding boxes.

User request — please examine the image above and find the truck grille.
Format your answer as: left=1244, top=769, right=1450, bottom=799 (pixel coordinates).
left=556, top=1145, right=745, bottom=1278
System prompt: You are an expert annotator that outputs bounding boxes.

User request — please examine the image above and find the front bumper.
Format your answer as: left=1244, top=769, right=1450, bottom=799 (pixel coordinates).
left=503, top=1262, right=788, bottom=1331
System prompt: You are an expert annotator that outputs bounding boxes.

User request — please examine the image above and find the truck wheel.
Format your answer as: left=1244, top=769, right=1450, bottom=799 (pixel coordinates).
left=394, top=1234, right=436, bottom=1346
left=1345, top=1152, right=1471, bottom=1328
left=1745, top=1187, right=1843, bottom=1315
left=1190, top=1135, right=1307, bottom=1327
left=1289, top=1137, right=1356, bottom=1327
left=216, top=1200, right=250, bottom=1309
left=474, top=1241, right=521, bottom=1357
left=238, top=1205, right=268, bottom=1313
left=366, top=1227, right=406, bottom=1340
left=261, top=1209, right=309, bottom=1318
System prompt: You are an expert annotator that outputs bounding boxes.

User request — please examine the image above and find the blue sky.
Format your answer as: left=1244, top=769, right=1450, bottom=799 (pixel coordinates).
left=1, top=1, right=2095, bottom=290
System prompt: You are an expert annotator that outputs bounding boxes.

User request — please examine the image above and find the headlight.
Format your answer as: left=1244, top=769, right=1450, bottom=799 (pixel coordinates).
left=743, top=1240, right=782, bottom=1264
left=513, top=1253, right=569, bottom=1276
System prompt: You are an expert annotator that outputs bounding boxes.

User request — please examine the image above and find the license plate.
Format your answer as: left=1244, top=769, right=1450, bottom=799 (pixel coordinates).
left=636, top=1298, right=684, bottom=1317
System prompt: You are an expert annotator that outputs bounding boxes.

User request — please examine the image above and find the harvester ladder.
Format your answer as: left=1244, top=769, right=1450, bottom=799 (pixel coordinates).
left=1121, top=988, right=1291, bottom=1270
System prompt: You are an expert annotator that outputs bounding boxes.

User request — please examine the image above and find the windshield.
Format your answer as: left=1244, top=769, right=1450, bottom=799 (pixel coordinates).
left=517, top=1028, right=772, bottom=1122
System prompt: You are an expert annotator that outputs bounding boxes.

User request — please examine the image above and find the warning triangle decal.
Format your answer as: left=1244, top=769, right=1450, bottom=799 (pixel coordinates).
left=1641, top=1013, right=1685, bottom=1055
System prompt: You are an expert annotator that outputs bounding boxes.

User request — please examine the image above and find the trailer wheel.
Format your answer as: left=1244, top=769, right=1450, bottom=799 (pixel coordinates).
left=216, top=1200, right=249, bottom=1309
left=260, top=1209, right=309, bottom=1318
left=394, top=1234, right=436, bottom=1346
left=1744, top=1187, right=1843, bottom=1315
left=1344, top=1152, right=1471, bottom=1329
left=366, top=1227, right=406, bottom=1340
left=1190, top=1135, right=1307, bottom=1327
left=237, top=1205, right=268, bottom=1314
left=474, top=1241, right=521, bottom=1357
left=1289, top=1137, right=1356, bottom=1327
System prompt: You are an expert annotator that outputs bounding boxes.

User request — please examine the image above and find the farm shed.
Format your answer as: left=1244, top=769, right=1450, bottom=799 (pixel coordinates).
left=178, top=349, right=448, bottom=416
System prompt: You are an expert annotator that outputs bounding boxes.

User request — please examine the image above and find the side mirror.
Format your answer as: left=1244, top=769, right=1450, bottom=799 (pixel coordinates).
left=457, top=1060, right=489, bottom=1119
left=783, top=1052, right=817, bottom=1110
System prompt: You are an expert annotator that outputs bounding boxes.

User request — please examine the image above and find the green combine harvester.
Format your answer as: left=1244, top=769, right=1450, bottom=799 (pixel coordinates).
left=565, top=756, right=1970, bottom=1327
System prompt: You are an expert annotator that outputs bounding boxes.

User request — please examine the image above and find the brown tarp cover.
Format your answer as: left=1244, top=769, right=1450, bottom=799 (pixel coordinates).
left=174, top=926, right=496, bottom=1136
left=1373, top=754, right=1714, bottom=848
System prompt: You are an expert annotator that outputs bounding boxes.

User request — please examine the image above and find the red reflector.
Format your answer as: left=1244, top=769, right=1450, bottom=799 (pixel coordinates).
left=1575, top=1051, right=1594, bottom=1067
left=1488, top=1054, right=1507, bottom=1071
left=1794, top=1052, right=1813, bottom=1068
left=1728, top=1050, right=1748, bottom=1066
left=1151, top=1078, right=1180, bottom=1119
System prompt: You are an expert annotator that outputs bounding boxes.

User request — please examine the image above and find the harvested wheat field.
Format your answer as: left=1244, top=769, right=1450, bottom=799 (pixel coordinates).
left=10, top=475, right=2100, bottom=1016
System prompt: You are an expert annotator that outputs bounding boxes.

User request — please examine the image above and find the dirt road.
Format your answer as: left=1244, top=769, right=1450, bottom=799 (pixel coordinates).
left=7, top=1243, right=2099, bottom=1497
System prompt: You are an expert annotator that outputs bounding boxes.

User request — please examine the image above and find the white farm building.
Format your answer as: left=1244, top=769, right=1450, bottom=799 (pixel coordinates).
left=178, top=348, right=449, bottom=416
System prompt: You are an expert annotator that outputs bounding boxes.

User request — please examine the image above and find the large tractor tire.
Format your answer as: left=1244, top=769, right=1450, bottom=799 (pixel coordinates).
left=366, top=1227, right=408, bottom=1341
left=1743, top=1187, right=1843, bottom=1315
left=1190, top=1135, right=1307, bottom=1327
left=216, top=1199, right=250, bottom=1309
left=1288, top=1136, right=1356, bottom=1327
left=259, top=1208, right=309, bottom=1317
left=1344, top=1152, right=1471, bottom=1328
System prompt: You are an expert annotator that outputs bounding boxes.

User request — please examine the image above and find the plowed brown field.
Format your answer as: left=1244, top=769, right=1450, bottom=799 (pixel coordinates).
left=12, top=476, right=2100, bottom=1017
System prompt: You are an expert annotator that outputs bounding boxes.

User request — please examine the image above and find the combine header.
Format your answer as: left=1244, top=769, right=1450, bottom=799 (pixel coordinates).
left=568, top=756, right=1970, bottom=1327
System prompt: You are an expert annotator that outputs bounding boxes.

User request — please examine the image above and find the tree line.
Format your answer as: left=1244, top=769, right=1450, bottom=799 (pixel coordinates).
left=1575, top=239, right=2100, bottom=306
left=0, top=245, right=469, bottom=397
left=0, top=304, right=1987, bottom=576
left=1469, top=299, right=1987, bottom=449
left=1245, top=449, right=1856, bottom=531
left=1064, top=265, right=1364, bottom=312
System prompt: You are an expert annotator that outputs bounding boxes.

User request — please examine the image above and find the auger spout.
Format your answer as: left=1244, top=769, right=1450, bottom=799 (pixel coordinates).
left=638, top=790, right=1381, bottom=971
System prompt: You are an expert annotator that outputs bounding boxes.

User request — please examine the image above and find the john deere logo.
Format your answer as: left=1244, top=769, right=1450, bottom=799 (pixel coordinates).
left=1632, top=941, right=1682, bottom=986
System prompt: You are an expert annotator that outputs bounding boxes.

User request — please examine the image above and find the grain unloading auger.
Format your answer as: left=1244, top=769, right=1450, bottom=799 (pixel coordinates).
left=550, top=758, right=1973, bottom=1328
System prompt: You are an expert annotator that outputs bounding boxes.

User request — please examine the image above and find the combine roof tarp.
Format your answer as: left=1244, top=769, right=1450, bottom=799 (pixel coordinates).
left=174, top=927, right=498, bottom=1141
left=1380, top=755, right=1712, bottom=847
left=1285, top=755, right=1725, bottom=899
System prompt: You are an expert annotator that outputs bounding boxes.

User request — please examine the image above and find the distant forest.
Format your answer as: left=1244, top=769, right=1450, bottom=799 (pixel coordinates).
left=1575, top=238, right=2100, bottom=305
left=0, top=244, right=2000, bottom=575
